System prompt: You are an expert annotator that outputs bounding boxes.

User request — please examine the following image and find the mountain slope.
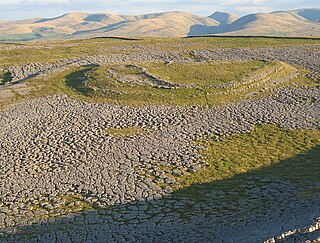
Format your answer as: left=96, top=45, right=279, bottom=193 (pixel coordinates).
left=0, top=11, right=218, bottom=39
left=73, top=11, right=219, bottom=37
left=0, top=8, right=319, bottom=40
left=274, top=8, right=320, bottom=22
left=217, top=11, right=320, bottom=37
left=0, top=12, right=128, bottom=38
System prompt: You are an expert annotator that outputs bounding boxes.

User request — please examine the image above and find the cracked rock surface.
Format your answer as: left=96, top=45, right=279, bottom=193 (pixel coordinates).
left=0, top=86, right=319, bottom=242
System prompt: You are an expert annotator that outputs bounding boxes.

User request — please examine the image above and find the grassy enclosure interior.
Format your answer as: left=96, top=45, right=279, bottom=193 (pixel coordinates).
left=1, top=57, right=317, bottom=109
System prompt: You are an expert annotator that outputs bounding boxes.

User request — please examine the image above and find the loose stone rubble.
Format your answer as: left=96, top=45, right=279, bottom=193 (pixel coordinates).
left=266, top=218, right=320, bottom=242
left=0, top=43, right=319, bottom=242
left=105, top=64, right=180, bottom=89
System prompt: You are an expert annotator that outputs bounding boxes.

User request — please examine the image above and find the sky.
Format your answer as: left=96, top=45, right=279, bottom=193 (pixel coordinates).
left=0, top=0, right=319, bottom=20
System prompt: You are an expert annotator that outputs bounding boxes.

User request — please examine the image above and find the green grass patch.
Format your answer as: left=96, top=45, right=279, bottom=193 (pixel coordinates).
left=105, top=126, right=151, bottom=138
left=0, top=33, right=40, bottom=42
left=178, top=125, right=320, bottom=192
left=145, top=61, right=269, bottom=85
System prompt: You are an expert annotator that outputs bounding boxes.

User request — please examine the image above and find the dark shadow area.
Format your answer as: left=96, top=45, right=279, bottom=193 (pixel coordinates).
left=84, top=14, right=113, bottom=22
left=1, top=146, right=319, bottom=242
left=0, top=71, right=13, bottom=85
left=221, top=14, right=258, bottom=33
left=188, top=14, right=258, bottom=37
left=187, top=25, right=225, bottom=36
left=65, top=65, right=97, bottom=95
left=270, top=9, right=320, bottom=23
left=292, top=9, right=320, bottom=22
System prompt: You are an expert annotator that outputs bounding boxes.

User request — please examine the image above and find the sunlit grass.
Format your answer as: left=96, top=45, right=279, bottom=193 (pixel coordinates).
left=105, top=126, right=151, bottom=138
left=145, top=61, right=269, bottom=85
left=179, top=125, right=320, bottom=189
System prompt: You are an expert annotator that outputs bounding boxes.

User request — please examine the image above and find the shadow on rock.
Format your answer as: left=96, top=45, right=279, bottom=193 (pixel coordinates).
left=1, top=146, right=319, bottom=242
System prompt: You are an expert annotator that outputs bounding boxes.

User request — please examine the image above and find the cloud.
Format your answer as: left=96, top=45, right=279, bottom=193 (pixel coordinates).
left=235, top=6, right=274, bottom=14
left=0, top=0, right=69, bottom=4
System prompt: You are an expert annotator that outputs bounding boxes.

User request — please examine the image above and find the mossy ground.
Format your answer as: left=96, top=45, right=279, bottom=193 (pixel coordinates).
left=175, top=125, right=320, bottom=201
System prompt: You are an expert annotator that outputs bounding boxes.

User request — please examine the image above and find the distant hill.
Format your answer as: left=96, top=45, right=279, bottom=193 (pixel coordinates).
left=73, top=11, right=219, bottom=38
left=0, top=8, right=319, bottom=41
left=218, top=11, right=320, bottom=36
left=275, top=8, right=320, bottom=22
left=0, top=11, right=219, bottom=40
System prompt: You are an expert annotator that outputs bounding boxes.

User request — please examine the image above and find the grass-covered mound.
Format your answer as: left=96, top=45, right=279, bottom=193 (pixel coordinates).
left=15, top=59, right=312, bottom=108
